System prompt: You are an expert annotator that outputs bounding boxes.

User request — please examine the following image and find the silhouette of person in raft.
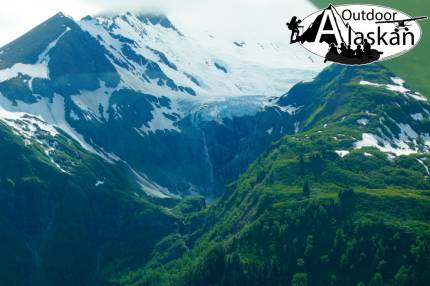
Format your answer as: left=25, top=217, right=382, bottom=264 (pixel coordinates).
left=355, top=45, right=364, bottom=59
left=286, top=16, right=302, bottom=43
left=363, top=39, right=372, bottom=55
left=324, top=43, right=339, bottom=62
left=340, top=43, right=347, bottom=56
left=329, top=43, right=339, bottom=55
left=346, top=45, right=354, bottom=58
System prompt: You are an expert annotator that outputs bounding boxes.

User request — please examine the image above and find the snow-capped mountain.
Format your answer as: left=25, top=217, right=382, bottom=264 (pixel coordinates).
left=0, top=10, right=429, bottom=198
left=0, top=11, right=323, bottom=197
left=79, top=12, right=321, bottom=98
left=1, top=6, right=429, bottom=286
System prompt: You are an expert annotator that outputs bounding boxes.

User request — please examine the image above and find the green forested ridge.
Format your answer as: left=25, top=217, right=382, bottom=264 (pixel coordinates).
left=113, top=65, right=430, bottom=286
left=1, top=45, right=429, bottom=285
left=0, top=122, right=180, bottom=286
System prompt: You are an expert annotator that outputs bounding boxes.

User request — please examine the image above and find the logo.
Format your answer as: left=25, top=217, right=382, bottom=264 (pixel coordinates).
left=287, top=4, right=427, bottom=65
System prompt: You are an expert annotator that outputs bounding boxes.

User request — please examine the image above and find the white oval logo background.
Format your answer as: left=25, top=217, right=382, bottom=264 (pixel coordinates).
left=300, top=4, right=422, bottom=61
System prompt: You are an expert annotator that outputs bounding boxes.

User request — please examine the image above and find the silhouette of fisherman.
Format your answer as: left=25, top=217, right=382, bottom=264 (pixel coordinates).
left=286, top=16, right=302, bottom=43
left=355, top=45, right=364, bottom=59
left=363, top=39, right=371, bottom=55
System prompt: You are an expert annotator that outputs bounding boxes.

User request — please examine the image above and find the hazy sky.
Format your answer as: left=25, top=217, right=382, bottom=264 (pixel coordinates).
left=0, top=0, right=317, bottom=46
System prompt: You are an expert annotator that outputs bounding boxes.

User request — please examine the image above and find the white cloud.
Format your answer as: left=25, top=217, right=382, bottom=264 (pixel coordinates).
left=0, top=0, right=317, bottom=46
left=0, top=0, right=95, bottom=46
left=169, top=0, right=317, bottom=42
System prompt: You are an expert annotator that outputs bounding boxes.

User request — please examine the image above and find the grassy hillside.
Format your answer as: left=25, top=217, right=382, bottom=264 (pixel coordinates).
left=311, top=0, right=430, bottom=97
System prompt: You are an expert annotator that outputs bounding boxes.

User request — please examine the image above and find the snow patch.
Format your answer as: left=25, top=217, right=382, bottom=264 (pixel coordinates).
left=140, top=103, right=180, bottom=134
left=95, top=180, right=105, bottom=187
left=357, top=118, right=369, bottom=126
left=391, top=77, right=405, bottom=86
left=335, top=150, right=350, bottom=158
left=0, top=64, right=48, bottom=82
left=72, top=81, right=117, bottom=122
left=0, top=27, right=70, bottom=83
left=360, top=79, right=427, bottom=101
left=263, top=98, right=300, bottom=115
left=70, top=110, right=80, bottom=121
left=354, top=133, right=418, bottom=156
left=411, top=113, right=424, bottom=121
left=407, top=93, right=427, bottom=102
left=360, top=80, right=379, bottom=87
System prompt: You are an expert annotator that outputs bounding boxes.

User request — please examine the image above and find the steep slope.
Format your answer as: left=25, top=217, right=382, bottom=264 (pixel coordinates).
left=0, top=11, right=323, bottom=197
left=118, top=64, right=430, bottom=286
left=0, top=119, right=180, bottom=286
left=0, top=13, right=75, bottom=69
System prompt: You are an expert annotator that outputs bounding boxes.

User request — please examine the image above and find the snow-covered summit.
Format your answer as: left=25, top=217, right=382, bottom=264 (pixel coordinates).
left=78, top=11, right=323, bottom=99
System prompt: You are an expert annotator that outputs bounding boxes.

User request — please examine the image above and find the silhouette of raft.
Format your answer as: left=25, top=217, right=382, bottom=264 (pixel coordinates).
left=325, top=49, right=383, bottom=65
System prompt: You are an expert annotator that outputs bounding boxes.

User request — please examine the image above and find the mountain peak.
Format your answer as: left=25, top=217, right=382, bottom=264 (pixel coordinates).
left=0, top=12, right=77, bottom=68
left=54, top=11, right=74, bottom=20
left=136, top=13, right=182, bottom=33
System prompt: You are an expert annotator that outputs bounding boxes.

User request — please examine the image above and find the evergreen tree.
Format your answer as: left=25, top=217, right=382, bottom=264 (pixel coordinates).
left=303, top=181, right=310, bottom=198
left=338, top=188, right=355, bottom=214
left=369, top=273, right=384, bottom=286
left=393, top=266, right=414, bottom=286
left=298, top=153, right=305, bottom=176
left=292, top=273, right=308, bottom=286
left=309, top=153, right=324, bottom=177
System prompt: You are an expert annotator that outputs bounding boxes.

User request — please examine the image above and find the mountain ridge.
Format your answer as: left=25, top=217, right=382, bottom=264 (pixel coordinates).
left=116, top=64, right=430, bottom=286
left=0, top=10, right=322, bottom=197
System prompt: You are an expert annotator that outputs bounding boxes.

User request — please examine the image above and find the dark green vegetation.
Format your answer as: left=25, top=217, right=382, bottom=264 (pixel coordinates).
left=0, top=59, right=429, bottom=284
left=0, top=122, right=179, bottom=286
left=107, top=65, right=430, bottom=286
left=311, top=0, right=430, bottom=98
left=0, top=10, right=429, bottom=284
